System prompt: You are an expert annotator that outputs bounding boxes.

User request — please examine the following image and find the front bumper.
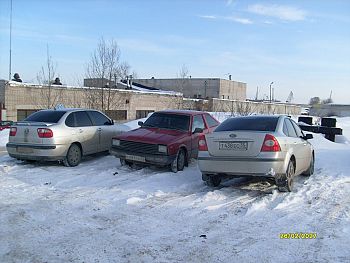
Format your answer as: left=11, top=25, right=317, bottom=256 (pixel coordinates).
left=6, top=142, right=68, bottom=161
left=110, top=146, right=176, bottom=166
left=198, top=151, right=286, bottom=178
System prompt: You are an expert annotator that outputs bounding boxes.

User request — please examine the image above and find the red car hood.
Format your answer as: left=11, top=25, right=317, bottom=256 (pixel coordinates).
left=117, top=128, right=188, bottom=145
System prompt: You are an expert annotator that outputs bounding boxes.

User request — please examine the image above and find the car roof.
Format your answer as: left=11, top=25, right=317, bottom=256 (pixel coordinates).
left=37, top=108, right=99, bottom=113
left=156, top=109, right=206, bottom=116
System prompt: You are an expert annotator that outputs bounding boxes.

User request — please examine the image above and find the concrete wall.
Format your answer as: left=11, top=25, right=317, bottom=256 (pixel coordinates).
left=133, top=78, right=246, bottom=100
left=219, top=79, right=246, bottom=100
left=209, top=98, right=301, bottom=116
left=1, top=81, right=301, bottom=121
left=1, top=81, right=182, bottom=121
left=310, top=104, right=350, bottom=117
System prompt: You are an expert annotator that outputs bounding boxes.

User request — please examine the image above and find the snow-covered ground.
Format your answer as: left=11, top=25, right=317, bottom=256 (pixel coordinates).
left=0, top=116, right=349, bottom=263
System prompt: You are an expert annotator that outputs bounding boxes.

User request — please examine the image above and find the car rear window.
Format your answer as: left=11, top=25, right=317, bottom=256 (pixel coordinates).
left=24, top=111, right=66, bottom=123
left=143, top=113, right=190, bottom=131
left=215, top=116, right=279, bottom=132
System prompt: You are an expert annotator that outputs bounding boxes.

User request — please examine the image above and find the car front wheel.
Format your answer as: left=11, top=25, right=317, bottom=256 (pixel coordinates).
left=206, top=175, right=221, bottom=187
left=302, top=154, right=314, bottom=176
left=171, top=149, right=186, bottom=173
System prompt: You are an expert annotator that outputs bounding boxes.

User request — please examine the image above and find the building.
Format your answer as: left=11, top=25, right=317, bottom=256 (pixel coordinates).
left=0, top=79, right=300, bottom=122
left=84, top=78, right=116, bottom=88
left=0, top=80, right=182, bottom=121
left=132, top=78, right=246, bottom=100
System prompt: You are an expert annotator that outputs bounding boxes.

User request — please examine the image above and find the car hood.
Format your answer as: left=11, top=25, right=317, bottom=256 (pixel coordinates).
left=117, top=128, right=188, bottom=145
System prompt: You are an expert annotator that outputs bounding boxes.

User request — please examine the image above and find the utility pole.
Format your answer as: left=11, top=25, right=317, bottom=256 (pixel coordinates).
left=255, top=86, right=259, bottom=101
left=9, top=0, right=13, bottom=80
left=269, top=82, right=274, bottom=103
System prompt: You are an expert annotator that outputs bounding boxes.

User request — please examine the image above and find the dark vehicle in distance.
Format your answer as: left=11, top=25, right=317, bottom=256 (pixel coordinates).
left=110, top=110, right=220, bottom=172
left=0, top=121, right=13, bottom=131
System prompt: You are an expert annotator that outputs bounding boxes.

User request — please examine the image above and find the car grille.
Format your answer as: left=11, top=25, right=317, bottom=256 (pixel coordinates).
left=119, top=140, right=160, bottom=155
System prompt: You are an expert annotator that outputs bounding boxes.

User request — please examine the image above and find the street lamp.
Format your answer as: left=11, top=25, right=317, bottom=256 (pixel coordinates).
left=269, top=82, right=274, bottom=103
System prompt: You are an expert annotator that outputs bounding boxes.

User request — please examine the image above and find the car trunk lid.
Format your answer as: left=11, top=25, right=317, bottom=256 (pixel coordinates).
left=9, top=122, right=53, bottom=144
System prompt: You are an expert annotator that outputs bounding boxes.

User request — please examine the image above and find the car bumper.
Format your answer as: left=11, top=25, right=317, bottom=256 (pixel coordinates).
left=110, top=146, right=176, bottom=166
left=198, top=151, right=286, bottom=178
left=6, top=143, right=68, bottom=161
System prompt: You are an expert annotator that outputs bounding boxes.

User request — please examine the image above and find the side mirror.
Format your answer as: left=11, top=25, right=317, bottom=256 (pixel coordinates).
left=193, top=127, right=203, bottom=134
left=303, top=134, right=313, bottom=140
left=138, top=121, right=144, bottom=127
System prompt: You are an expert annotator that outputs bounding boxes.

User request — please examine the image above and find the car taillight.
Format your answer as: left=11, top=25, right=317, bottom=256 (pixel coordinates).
left=37, top=128, right=53, bottom=138
left=261, top=134, right=281, bottom=152
left=9, top=127, right=17, bottom=136
left=198, top=134, right=208, bottom=151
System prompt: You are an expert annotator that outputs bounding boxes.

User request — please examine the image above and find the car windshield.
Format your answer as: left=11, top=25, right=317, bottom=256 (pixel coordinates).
left=143, top=113, right=190, bottom=131
left=24, top=111, right=66, bottom=123
left=215, top=116, right=279, bottom=132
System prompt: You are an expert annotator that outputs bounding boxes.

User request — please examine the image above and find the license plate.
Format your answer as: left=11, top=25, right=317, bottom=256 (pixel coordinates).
left=125, top=154, right=146, bottom=162
left=17, top=147, right=34, bottom=154
left=219, top=141, right=248, bottom=151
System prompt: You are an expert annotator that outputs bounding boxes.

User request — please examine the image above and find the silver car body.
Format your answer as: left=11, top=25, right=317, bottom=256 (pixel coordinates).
left=7, top=109, right=120, bottom=161
left=198, top=115, right=314, bottom=178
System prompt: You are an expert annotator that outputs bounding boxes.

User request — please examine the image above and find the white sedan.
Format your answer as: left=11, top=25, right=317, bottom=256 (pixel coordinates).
left=198, top=115, right=314, bottom=192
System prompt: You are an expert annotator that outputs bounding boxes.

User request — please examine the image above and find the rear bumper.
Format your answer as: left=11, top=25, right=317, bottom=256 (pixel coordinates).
left=198, top=151, right=286, bottom=178
left=110, top=146, right=176, bottom=166
left=6, top=143, right=68, bottom=161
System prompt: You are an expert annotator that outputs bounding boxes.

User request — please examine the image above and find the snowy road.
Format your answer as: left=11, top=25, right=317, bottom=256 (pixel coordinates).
left=0, top=122, right=350, bottom=262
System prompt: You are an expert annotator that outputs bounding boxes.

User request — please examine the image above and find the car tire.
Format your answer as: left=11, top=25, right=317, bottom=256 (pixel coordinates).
left=302, top=154, right=314, bottom=176
left=63, top=144, right=82, bottom=167
left=171, top=149, right=186, bottom=173
left=206, top=175, right=221, bottom=187
left=276, top=160, right=295, bottom=192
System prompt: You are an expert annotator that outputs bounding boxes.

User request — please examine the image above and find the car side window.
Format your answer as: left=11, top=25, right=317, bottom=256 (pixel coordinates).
left=192, top=115, right=205, bottom=133
left=284, top=119, right=298, bottom=138
left=291, top=120, right=303, bottom=138
left=204, top=114, right=218, bottom=128
left=88, top=111, right=112, bottom=126
left=75, top=111, right=93, bottom=127
left=65, top=113, right=76, bottom=127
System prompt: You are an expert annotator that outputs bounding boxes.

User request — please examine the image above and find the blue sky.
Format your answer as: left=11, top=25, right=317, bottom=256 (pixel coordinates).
left=0, top=0, right=349, bottom=104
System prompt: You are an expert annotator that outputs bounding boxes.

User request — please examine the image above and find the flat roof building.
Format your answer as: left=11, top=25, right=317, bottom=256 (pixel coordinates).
left=132, top=78, right=247, bottom=101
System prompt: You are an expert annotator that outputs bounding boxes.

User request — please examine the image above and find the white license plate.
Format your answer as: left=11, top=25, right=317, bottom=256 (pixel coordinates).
left=17, top=147, right=34, bottom=154
left=125, top=155, right=146, bottom=162
left=219, top=141, right=248, bottom=151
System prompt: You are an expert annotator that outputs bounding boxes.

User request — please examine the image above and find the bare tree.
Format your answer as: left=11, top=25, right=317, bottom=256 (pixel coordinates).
left=85, top=37, right=131, bottom=112
left=36, top=45, right=62, bottom=109
left=175, top=64, right=189, bottom=94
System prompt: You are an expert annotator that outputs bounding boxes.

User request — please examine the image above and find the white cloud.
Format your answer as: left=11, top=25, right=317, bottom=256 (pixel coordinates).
left=199, top=15, right=253, bottom=25
left=226, top=17, right=253, bottom=24
left=248, top=4, right=306, bottom=21
left=198, top=15, right=217, bottom=20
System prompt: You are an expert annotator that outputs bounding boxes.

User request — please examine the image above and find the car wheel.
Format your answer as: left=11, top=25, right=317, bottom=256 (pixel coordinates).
left=171, top=149, right=186, bottom=173
left=63, top=144, right=82, bottom=167
left=206, top=175, right=221, bottom=187
left=276, top=160, right=295, bottom=192
left=302, top=155, right=314, bottom=176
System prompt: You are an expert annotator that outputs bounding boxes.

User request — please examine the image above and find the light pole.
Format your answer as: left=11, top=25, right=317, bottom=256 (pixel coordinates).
left=269, top=82, right=274, bottom=103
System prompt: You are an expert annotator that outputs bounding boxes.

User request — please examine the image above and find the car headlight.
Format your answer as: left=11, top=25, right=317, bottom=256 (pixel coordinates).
left=158, top=145, right=167, bottom=153
left=112, top=139, right=120, bottom=146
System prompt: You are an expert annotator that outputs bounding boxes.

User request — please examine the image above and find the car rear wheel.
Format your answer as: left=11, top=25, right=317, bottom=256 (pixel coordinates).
left=302, top=155, right=314, bottom=176
left=276, top=160, right=295, bottom=192
left=206, top=175, right=221, bottom=187
left=171, top=149, right=186, bottom=173
left=63, top=144, right=82, bottom=167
